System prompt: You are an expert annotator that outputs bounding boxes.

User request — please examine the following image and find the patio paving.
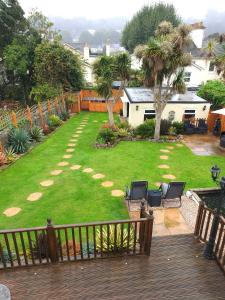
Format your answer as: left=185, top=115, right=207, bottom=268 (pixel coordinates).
left=183, top=134, right=225, bottom=156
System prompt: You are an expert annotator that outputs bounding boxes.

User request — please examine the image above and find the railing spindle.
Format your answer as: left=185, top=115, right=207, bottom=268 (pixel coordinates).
left=4, top=233, right=13, bottom=267
left=72, top=227, right=77, bottom=260
left=65, top=228, right=70, bottom=261
left=79, top=227, right=83, bottom=260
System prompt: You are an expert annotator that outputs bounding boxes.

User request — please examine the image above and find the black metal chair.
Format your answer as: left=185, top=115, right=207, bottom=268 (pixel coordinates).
left=125, top=181, right=148, bottom=210
left=196, top=118, right=208, bottom=134
left=159, top=181, right=186, bottom=208
left=184, top=120, right=195, bottom=134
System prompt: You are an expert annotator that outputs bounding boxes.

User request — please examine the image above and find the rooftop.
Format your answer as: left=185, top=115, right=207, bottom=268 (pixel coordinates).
left=124, top=88, right=209, bottom=104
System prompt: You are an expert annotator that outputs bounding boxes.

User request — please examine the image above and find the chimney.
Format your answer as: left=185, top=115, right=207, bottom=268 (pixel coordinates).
left=83, top=43, right=90, bottom=60
left=190, top=22, right=205, bottom=49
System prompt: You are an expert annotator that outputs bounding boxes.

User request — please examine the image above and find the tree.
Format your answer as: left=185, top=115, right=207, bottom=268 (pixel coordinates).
left=33, top=41, right=84, bottom=94
left=197, top=80, right=225, bottom=109
left=93, top=53, right=131, bottom=126
left=214, top=44, right=225, bottom=81
left=0, top=0, right=26, bottom=56
left=135, top=21, right=192, bottom=140
left=121, top=3, right=181, bottom=53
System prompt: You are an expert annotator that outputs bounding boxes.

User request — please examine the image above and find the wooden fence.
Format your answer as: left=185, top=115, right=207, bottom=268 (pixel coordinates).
left=194, top=201, right=225, bottom=272
left=0, top=212, right=153, bottom=269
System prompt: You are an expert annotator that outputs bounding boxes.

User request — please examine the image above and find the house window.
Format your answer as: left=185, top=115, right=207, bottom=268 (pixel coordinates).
left=184, top=72, right=191, bottom=82
left=209, top=62, right=215, bottom=72
left=168, top=111, right=175, bottom=122
left=184, top=109, right=196, bottom=119
left=144, top=109, right=155, bottom=120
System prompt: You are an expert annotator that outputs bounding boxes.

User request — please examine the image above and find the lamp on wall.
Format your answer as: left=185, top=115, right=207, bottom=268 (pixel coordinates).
left=136, top=105, right=139, bottom=111
left=203, top=105, right=206, bottom=111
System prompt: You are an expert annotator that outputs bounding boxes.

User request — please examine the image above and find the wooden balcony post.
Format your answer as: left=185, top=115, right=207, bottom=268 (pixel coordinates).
left=46, top=219, right=58, bottom=263
left=194, top=200, right=204, bottom=237
left=144, top=210, right=154, bottom=256
left=139, top=201, right=146, bottom=252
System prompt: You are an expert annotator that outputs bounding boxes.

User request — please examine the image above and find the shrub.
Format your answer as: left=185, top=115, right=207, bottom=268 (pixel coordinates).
left=30, top=84, right=61, bottom=103
left=97, top=128, right=117, bottom=144
left=48, top=114, right=63, bottom=129
left=17, top=118, right=30, bottom=130
left=4, top=146, right=17, bottom=163
left=160, top=119, right=171, bottom=135
left=0, top=152, right=6, bottom=166
left=117, top=128, right=130, bottom=138
left=60, top=111, right=70, bottom=121
left=117, top=120, right=131, bottom=130
left=30, top=126, right=44, bottom=142
left=8, top=128, right=31, bottom=154
left=135, top=119, right=155, bottom=138
left=168, top=126, right=176, bottom=136
left=96, top=225, right=134, bottom=253
left=172, top=121, right=184, bottom=134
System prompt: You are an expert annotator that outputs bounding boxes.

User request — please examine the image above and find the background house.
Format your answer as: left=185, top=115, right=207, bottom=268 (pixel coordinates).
left=122, top=87, right=210, bottom=127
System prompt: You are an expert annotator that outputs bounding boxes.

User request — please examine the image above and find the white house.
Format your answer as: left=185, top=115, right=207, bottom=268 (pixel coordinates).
left=131, top=22, right=222, bottom=88
left=122, top=87, right=211, bottom=127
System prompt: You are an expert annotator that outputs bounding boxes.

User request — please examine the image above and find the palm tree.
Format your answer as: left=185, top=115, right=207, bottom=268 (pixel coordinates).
left=93, top=53, right=131, bottom=126
left=135, top=22, right=192, bottom=139
left=203, top=39, right=217, bottom=58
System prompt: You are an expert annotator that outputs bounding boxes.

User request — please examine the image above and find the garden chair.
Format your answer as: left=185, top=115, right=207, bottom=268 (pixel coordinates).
left=125, top=181, right=148, bottom=210
left=196, top=118, right=208, bottom=134
left=159, top=181, right=186, bottom=208
left=184, top=120, right=195, bottom=134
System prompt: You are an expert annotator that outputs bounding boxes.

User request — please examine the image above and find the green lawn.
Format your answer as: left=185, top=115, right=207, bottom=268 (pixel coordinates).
left=0, top=112, right=224, bottom=230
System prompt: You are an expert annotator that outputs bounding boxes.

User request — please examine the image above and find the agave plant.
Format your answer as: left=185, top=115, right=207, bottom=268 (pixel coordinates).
left=96, top=224, right=134, bottom=253
left=8, top=128, right=31, bottom=154
left=4, top=146, right=17, bottom=163
left=30, top=126, right=44, bottom=142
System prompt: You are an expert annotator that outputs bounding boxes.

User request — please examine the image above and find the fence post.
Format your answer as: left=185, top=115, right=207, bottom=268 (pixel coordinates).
left=194, top=200, right=204, bottom=238
left=144, top=210, right=154, bottom=256
left=46, top=219, right=58, bottom=263
left=139, top=201, right=146, bottom=253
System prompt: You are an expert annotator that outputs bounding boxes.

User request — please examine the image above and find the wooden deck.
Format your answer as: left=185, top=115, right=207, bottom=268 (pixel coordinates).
left=0, top=234, right=224, bottom=300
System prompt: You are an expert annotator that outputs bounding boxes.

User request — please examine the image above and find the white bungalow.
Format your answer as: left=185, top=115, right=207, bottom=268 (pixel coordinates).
left=122, top=87, right=211, bottom=127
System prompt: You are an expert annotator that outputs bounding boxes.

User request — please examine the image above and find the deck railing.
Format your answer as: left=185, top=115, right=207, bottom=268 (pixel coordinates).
left=194, top=201, right=225, bottom=272
left=0, top=213, right=153, bottom=269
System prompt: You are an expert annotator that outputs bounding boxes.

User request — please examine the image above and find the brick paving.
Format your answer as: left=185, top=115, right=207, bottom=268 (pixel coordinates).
left=0, top=235, right=224, bottom=300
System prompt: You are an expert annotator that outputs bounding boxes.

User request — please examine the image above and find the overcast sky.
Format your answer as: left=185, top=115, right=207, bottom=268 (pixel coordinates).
left=18, top=0, right=225, bottom=20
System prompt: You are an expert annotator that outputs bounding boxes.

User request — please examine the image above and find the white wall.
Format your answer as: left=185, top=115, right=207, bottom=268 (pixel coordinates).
left=126, top=102, right=210, bottom=127
left=190, top=29, right=204, bottom=49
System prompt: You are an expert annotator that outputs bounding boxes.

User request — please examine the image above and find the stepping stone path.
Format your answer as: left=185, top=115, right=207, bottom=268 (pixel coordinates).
left=27, top=192, right=43, bottom=202
left=158, top=164, right=170, bottom=169
left=76, top=131, right=82, bottom=134
left=83, top=168, right=93, bottom=173
left=66, top=149, right=74, bottom=153
left=162, top=174, right=176, bottom=180
left=70, top=165, right=81, bottom=170
left=160, top=156, right=169, bottom=160
left=92, top=173, right=105, bottom=179
left=176, top=144, right=183, bottom=147
left=93, top=120, right=98, bottom=123
left=70, top=139, right=77, bottom=142
left=154, top=182, right=161, bottom=188
left=111, top=190, right=124, bottom=197
left=40, top=180, right=54, bottom=187
left=167, top=146, right=174, bottom=150
left=3, top=207, right=21, bottom=217
left=63, top=155, right=72, bottom=159
left=77, top=127, right=83, bottom=129
left=73, top=134, right=79, bottom=138
left=58, top=161, right=69, bottom=166
left=160, top=149, right=170, bottom=153
left=68, top=143, right=76, bottom=147
left=102, top=181, right=114, bottom=187
left=51, top=170, right=63, bottom=176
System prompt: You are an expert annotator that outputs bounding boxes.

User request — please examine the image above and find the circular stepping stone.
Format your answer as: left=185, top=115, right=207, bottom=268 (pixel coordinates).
left=70, top=165, right=81, bottom=170
left=155, top=182, right=161, bottom=188
left=93, top=120, right=98, bottom=123
left=167, top=146, right=174, bottom=150
left=80, top=124, right=85, bottom=127
left=77, top=127, right=83, bottom=130
left=40, top=180, right=54, bottom=187
left=158, top=164, right=170, bottom=169
left=27, top=192, right=42, bottom=202
left=51, top=170, right=63, bottom=176
left=160, top=149, right=170, bottom=153
left=76, top=131, right=82, bottom=134
left=70, top=139, right=77, bottom=142
left=92, top=173, right=105, bottom=179
left=58, top=161, right=69, bottom=166
left=83, top=168, right=93, bottom=173
left=68, top=143, right=76, bottom=147
left=160, top=156, right=169, bottom=160
left=162, top=174, right=176, bottom=180
left=73, top=134, right=79, bottom=138
left=176, top=144, right=183, bottom=147
left=102, top=181, right=114, bottom=187
left=63, top=155, right=72, bottom=159
left=3, top=207, right=21, bottom=217
left=111, top=190, right=124, bottom=197
left=66, top=148, right=74, bottom=153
